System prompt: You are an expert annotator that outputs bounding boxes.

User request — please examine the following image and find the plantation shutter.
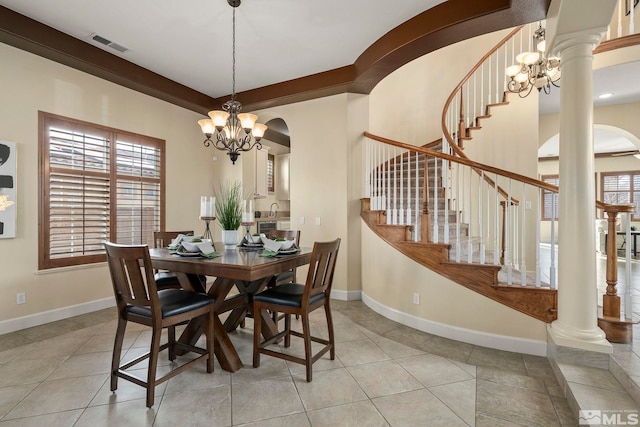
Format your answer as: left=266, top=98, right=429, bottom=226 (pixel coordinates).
left=542, top=175, right=559, bottom=220
left=39, top=112, right=165, bottom=269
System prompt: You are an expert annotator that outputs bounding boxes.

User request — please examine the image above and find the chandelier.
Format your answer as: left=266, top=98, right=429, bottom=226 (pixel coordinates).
left=506, top=23, right=561, bottom=98
left=197, top=0, right=267, bottom=164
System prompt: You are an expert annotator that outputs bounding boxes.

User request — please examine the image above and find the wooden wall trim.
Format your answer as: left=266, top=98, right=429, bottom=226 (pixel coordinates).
left=0, top=1, right=549, bottom=113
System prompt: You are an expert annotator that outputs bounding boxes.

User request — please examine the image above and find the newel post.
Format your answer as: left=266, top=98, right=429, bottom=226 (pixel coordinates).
left=597, top=204, right=637, bottom=343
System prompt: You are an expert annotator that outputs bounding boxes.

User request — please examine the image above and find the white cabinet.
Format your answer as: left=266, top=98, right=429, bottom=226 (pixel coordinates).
left=253, top=147, right=269, bottom=198
left=276, top=153, right=290, bottom=200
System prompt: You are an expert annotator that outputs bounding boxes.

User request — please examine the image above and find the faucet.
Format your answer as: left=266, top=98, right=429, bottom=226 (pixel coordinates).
left=269, top=202, right=280, bottom=218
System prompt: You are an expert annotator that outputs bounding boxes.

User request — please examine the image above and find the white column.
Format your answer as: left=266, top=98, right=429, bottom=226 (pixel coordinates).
left=547, top=37, right=610, bottom=353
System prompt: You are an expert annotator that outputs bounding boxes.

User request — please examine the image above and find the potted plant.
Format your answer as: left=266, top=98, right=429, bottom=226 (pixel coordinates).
left=215, top=180, right=242, bottom=249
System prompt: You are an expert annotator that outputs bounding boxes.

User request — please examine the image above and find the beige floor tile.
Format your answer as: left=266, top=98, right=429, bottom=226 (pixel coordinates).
left=429, top=379, right=476, bottom=426
left=74, top=399, right=158, bottom=427
left=16, top=320, right=86, bottom=342
left=0, top=383, right=39, bottom=418
left=75, top=329, right=141, bottom=355
left=396, top=353, right=473, bottom=388
left=467, top=347, right=527, bottom=375
left=570, top=382, right=639, bottom=411
left=0, top=334, right=34, bottom=354
left=154, top=384, right=231, bottom=427
left=373, top=388, right=467, bottom=426
left=20, top=333, right=92, bottom=361
left=231, top=356, right=289, bottom=385
left=0, top=409, right=84, bottom=427
left=237, top=412, right=311, bottom=427
left=558, top=363, right=626, bottom=392
left=0, top=343, right=33, bottom=365
left=336, top=339, right=390, bottom=367
left=476, top=379, right=560, bottom=427
left=368, top=334, right=425, bottom=359
left=416, top=335, right=474, bottom=363
left=46, top=351, right=113, bottom=381
left=0, top=356, right=68, bottom=387
left=307, top=400, right=389, bottom=427
left=550, top=395, right=577, bottom=426
left=232, top=377, right=304, bottom=425
left=4, top=374, right=107, bottom=420
left=475, top=413, right=525, bottom=426
left=347, top=360, right=423, bottom=399
left=293, top=367, right=368, bottom=411
left=382, top=325, right=431, bottom=349
left=477, top=366, right=548, bottom=394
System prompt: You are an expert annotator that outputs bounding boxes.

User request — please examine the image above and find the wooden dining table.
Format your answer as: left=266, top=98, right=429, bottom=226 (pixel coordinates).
left=149, top=245, right=312, bottom=372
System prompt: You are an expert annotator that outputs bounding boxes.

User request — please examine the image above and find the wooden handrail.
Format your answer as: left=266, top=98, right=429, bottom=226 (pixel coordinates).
left=365, top=131, right=558, bottom=193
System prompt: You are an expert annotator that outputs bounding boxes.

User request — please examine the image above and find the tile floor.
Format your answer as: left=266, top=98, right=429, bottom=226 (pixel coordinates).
left=0, top=300, right=578, bottom=426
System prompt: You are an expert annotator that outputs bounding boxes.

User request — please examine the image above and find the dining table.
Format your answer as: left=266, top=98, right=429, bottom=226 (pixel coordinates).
left=149, top=245, right=312, bottom=372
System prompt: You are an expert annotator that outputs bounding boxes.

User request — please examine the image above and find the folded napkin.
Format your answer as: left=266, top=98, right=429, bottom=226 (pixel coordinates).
left=259, top=249, right=280, bottom=257
left=179, top=241, right=221, bottom=258
left=167, top=234, right=188, bottom=250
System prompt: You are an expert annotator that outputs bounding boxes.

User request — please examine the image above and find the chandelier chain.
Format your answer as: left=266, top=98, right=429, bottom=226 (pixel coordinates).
left=232, top=7, right=236, bottom=100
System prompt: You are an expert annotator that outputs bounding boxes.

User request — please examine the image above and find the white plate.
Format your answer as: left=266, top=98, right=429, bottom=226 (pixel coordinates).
left=176, top=251, right=201, bottom=257
left=278, top=248, right=299, bottom=255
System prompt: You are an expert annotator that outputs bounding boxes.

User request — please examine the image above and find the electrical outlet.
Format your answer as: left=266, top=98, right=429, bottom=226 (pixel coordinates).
left=413, top=293, right=420, bottom=305
left=315, top=216, right=321, bottom=226
left=16, top=292, right=26, bottom=305
left=300, top=216, right=305, bottom=225
left=525, top=201, right=532, bottom=209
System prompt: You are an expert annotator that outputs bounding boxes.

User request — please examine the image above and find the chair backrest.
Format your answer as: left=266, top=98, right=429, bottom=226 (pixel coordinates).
left=154, top=230, right=194, bottom=248
left=104, top=241, right=159, bottom=312
left=268, top=229, right=301, bottom=245
left=302, top=238, right=341, bottom=303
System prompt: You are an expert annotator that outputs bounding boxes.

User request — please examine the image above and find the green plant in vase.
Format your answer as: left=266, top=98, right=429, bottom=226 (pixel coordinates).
left=215, top=181, right=242, bottom=248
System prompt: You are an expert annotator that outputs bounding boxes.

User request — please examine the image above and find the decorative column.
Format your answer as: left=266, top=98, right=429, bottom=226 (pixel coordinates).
left=546, top=33, right=611, bottom=352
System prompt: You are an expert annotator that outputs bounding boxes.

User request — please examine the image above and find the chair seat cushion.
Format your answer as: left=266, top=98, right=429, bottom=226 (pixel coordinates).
left=154, top=272, right=207, bottom=289
left=274, top=270, right=294, bottom=284
left=127, top=289, right=214, bottom=319
left=254, top=283, right=324, bottom=308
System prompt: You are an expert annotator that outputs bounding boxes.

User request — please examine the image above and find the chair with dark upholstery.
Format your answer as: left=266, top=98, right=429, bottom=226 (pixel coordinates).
left=153, top=230, right=207, bottom=290
left=267, top=229, right=301, bottom=286
left=252, top=238, right=340, bottom=382
left=104, top=242, right=215, bottom=407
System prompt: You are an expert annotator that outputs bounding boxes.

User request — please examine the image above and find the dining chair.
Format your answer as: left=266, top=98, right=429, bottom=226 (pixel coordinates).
left=267, top=229, right=301, bottom=322
left=252, top=238, right=340, bottom=382
left=104, top=242, right=215, bottom=407
left=153, top=230, right=206, bottom=290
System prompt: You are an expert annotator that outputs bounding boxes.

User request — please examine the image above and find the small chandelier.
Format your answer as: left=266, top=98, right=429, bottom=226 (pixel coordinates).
left=506, top=23, right=561, bottom=98
left=197, top=0, right=267, bottom=164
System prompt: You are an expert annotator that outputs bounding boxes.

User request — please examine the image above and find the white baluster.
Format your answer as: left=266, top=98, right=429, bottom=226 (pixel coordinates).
left=494, top=174, right=500, bottom=265
left=625, top=211, right=633, bottom=317
left=406, top=150, right=412, bottom=227
left=433, top=153, right=439, bottom=243
left=386, top=145, right=391, bottom=223
left=536, top=187, right=541, bottom=288
left=443, top=141, right=449, bottom=245
left=456, top=163, right=461, bottom=262
left=521, top=182, right=527, bottom=286
left=399, top=149, right=404, bottom=225
left=506, top=180, right=512, bottom=285
left=415, top=151, right=420, bottom=241
left=550, top=196, right=556, bottom=289
left=479, top=171, right=485, bottom=264
left=392, top=148, right=398, bottom=225
left=467, top=167, right=473, bottom=264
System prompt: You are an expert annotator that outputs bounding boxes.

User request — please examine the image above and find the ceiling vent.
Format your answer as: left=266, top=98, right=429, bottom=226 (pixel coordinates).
left=90, top=33, right=129, bottom=53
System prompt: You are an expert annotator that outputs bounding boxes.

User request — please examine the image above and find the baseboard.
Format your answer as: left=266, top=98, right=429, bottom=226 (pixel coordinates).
left=362, top=292, right=547, bottom=356
left=330, top=289, right=362, bottom=301
left=0, top=297, right=115, bottom=335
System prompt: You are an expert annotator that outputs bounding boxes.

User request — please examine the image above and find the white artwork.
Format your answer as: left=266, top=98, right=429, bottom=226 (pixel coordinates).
left=0, top=141, right=16, bottom=238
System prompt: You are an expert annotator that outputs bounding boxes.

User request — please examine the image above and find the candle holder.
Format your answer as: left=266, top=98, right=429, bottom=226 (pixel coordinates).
left=200, top=216, right=217, bottom=251
left=241, top=221, right=256, bottom=244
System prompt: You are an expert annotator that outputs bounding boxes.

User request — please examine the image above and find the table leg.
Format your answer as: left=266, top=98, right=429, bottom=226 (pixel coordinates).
left=176, top=277, right=244, bottom=371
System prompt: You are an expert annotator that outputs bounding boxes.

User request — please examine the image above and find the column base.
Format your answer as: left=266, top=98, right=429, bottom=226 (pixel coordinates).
left=547, top=322, right=612, bottom=354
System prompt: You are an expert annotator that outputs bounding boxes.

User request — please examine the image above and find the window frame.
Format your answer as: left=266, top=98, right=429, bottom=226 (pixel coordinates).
left=267, top=153, right=275, bottom=193
left=600, top=170, right=640, bottom=220
left=38, top=111, right=166, bottom=269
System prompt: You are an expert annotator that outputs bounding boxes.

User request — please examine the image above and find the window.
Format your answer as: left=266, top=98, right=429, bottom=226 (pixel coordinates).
left=39, top=112, right=165, bottom=269
left=541, top=174, right=559, bottom=221
left=267, top=153, right=275, bottom=193
left=601, top=171, right=640, bottom=220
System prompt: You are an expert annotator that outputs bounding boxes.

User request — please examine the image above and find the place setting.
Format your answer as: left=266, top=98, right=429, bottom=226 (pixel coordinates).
left=259, top=236, right=300, bottom=257
left=167, top=234, right=222, bottom=259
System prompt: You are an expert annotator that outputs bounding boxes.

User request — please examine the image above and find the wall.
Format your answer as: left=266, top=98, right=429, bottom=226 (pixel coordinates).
left=0, top=43, right=220, bottom=330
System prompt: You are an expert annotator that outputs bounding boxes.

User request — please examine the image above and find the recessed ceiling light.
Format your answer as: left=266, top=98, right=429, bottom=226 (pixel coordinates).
left=598, top=93, right=614, bottom=99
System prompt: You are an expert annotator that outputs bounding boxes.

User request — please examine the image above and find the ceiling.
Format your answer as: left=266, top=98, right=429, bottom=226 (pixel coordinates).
left=0, top=0, right=445, bottom=98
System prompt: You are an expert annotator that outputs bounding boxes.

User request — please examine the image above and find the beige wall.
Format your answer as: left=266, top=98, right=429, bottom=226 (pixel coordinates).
left=0, top=43, right=220, bottom=325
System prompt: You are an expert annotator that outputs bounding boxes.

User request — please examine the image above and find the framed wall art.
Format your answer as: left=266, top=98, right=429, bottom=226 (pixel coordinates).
left=0, top=141, right=16, bottom=238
